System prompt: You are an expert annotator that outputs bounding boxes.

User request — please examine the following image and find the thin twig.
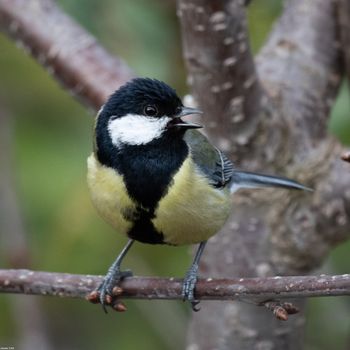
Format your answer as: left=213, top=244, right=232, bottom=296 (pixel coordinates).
left=1, top=269, right=350, bottom=302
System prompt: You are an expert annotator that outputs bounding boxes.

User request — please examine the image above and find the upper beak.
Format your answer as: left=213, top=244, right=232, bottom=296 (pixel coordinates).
left=170, top=106, right=203, bottom=129
left=177, top=106, right=203, bottom=118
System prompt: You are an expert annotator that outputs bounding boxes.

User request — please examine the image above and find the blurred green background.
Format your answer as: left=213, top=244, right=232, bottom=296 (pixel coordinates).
left=0, top=0, right=349, bottom=349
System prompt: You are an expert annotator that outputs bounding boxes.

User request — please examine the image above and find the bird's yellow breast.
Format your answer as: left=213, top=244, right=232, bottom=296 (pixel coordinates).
left=87, top=154, right=232, bottom=245
left=87, top=154, right=136, bottom=234
left=152, top=157, right=232, bottom=245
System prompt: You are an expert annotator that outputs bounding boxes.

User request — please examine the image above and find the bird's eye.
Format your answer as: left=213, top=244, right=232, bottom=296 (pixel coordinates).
left=144, top=105, right=158, bottom=116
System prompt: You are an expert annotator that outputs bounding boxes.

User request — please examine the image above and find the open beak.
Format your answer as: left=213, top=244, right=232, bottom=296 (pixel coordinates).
left=168, top=106, right=203, bottom=130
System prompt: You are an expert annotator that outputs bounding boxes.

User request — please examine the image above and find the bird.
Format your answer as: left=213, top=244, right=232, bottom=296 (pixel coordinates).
left=87, top=78, right=311, bottom=312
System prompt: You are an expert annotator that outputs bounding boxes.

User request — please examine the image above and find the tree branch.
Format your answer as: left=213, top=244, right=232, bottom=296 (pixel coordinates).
left=338, top=0, right=350, bottom=82
left=1, top=269, right=350, bottom=302
left=256, top=0, right=349, bottom=274
left=0, top=0, right=135, bottom=110
left=180, top=0, right=346, bottom=348
left=177, top=0, right=264, bottom=153
left=257, top=0, right=342, bottom=144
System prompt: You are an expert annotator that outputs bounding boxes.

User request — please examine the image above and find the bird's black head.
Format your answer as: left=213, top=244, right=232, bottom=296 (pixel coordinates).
left=104, top=78, right=183, bottom=119
left=96, top=78, right=202, bottom=148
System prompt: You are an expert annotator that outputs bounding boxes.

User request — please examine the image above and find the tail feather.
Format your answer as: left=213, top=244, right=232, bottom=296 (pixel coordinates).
left=230, top=171, right=312, bottom=194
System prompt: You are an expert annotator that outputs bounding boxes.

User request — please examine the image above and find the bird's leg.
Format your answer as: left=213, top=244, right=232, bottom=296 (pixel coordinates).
left=98, top=239, right=134, bottom=313
left=182, top=241, right=207, bottom=311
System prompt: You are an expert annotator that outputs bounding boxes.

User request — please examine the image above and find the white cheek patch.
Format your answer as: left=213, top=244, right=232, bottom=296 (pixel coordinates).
left=108, top=114, right=170, bottom=147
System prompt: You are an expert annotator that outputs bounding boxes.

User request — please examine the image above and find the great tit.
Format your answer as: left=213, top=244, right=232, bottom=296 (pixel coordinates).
left=87, top=78, right=311, bottom=312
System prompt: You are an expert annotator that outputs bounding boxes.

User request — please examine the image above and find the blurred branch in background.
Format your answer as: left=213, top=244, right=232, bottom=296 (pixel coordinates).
left=339, top=0, right=350, bottom=82
left=0, top=0, right=135, bottom=110
left=0, top=106, right=52, bottom=349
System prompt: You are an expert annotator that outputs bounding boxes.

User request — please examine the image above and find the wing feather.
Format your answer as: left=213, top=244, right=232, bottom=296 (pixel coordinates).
left=184, top=130, right=233, bottom=188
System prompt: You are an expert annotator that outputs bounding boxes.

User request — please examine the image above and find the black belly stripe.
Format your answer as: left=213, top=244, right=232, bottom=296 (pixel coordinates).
left=95, top=121, right=188, bottom=245
left=127, top=216, right=164, bottom=244
left=122, top=206, right=164, bottom=244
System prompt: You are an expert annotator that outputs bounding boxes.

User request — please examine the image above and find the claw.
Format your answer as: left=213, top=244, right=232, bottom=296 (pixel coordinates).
left=91, top=240, right=135, bottom=313
left=96, top=269, right=133, bottom=313
left=181, top=264, right=200, bottom=310
left=102, top=302, right=108, bottom=314
left=181, top=241, right=207, bottom=311
left=191, top=300, right=201, bottom=312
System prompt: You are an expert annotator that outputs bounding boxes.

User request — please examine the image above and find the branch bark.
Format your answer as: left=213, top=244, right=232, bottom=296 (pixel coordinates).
left=338, top=0, right=350, bottom=82
left=1, top=269, right=350, bottom=302
left=256, top=0, right=347, bottom=273
left=0, top=0, right=134, bottom=110
left=177, top=0, right=264, bottom=152
left=178, top=0, right=346, bottom=349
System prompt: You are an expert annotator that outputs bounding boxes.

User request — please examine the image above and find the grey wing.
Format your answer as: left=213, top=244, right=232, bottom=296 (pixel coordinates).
left=184, top=130, right=234, bottom=188
left=184, top=130, right=311, bottom=193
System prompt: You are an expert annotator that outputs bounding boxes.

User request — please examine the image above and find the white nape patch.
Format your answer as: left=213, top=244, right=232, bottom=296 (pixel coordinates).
left=108, top=114, right=171, bottom=147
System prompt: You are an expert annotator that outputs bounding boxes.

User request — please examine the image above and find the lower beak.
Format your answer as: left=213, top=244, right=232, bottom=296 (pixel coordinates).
left=169, top=106, right=203, bottom=129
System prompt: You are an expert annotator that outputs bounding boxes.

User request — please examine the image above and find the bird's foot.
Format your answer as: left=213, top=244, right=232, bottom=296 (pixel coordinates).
left=182, top=264, right=200, bottom=312
left=96, top=269, right=133, bottom=313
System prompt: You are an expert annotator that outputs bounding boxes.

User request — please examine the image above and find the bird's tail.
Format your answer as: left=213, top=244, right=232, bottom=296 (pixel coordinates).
left=230, top=171, right=312, bottom=194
